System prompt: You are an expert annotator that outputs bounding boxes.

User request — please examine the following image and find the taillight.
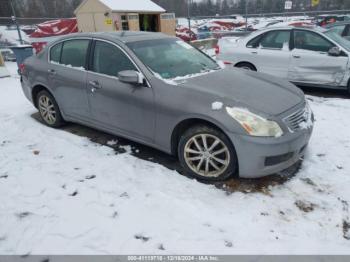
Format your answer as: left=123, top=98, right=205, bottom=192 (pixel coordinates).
left=214, top=44, right=220, bottom=55
left=224, top=61, right=232, bottom=65
left=19, top=63, right=25, bottom=75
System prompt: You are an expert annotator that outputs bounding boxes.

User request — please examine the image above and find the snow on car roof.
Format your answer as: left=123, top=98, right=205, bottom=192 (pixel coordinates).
left=99, top=0, right=165, bottom=13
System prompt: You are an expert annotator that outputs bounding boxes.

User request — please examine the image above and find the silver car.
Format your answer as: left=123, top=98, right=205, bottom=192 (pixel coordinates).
left=218, top=26, right=350, bottom=94
left=20, top=32, right=313, bottom=181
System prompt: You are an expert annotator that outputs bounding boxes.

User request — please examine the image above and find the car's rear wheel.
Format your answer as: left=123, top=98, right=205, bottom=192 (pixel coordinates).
left=36, top=90, right=65, bottom=127
left=235, top=62, right=256, bottom=71
left=178, top=125, right=237, bottom=181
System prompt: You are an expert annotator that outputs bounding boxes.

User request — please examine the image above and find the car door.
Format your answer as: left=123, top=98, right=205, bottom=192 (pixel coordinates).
left=289, top=29, right=348, bottom=86
left=86, top=40, right=155, bottom=143
left=47, top=39, right=91, bottom=120
left=246, top=30, right=291, bottom=78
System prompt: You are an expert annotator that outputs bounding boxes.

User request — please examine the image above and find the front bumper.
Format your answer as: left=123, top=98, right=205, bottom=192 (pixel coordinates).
left=228, top=126, right=313, bottom=178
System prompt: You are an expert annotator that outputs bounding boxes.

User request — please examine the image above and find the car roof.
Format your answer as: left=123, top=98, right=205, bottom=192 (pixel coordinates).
left=253, top=26, right=326, bottom=34
left=234, top=26, right=327, bottom=43
left=244, top=26, right=321, bottom=35
left=53, top=31, right=174, bottom=44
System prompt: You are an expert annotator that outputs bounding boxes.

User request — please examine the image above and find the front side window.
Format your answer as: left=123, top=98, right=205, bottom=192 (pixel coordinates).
left=127, top=38, right=220, bottom=79
left=60, top=39, right=90, bottom=69
left=294, top=30, right=334, bottom=52
left=325, top=30, right=350, bottom=52
left=246, top=35, right=262, bottom=48
left=92, top=41, right=136, bottom=77
left=260, top=30, right=290, bottom=49
left=330, top=25, right=346, bottom=36
left=50, top=42, right=62, bottom=63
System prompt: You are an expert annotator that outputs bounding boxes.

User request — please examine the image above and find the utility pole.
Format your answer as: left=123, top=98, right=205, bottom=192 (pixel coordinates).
left=187, top=0, right=192, bottom=42
left=9, top=0, right=23, bottom=45
left=245, top=0, right=248, bottom=31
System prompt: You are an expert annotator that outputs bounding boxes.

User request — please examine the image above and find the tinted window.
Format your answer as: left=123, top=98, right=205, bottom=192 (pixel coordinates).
left=92, top=41, right=136, bottom=77
left=294, top=30, right=334, bottom=52
left=50, top=42, right=62, bottom=63
left=61, top=40, right=90, bottom=69
left=260, top=30, right=290, bottom=49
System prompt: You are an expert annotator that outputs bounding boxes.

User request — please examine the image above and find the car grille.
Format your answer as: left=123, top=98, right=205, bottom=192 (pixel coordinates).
left=283, top=104, right=310, bottom=132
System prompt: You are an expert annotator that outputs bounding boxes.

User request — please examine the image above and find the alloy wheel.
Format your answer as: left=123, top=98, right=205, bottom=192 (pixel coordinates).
left=38, top=95, right=56, bottom=125
left=184, top=134, right=230, bottom=178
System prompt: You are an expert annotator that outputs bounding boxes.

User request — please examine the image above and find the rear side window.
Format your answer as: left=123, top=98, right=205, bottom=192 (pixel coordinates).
left=50, top=43, right=62, bottom=63
left=60, top=40, right=90, bottom=69
left=92, top=41, right=136, bottom=77
left=260, top=30, right=290, bottom=49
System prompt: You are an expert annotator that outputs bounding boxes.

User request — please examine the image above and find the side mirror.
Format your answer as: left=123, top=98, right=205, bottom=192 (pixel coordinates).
left=118, top=70, right=144, bottom=85
left=328, top=46, right=341, bottom=56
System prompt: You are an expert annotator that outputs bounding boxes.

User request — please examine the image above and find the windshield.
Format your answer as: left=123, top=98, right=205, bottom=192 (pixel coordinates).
left=127, top=38, right=220, bottom=79
left=325, top=30, right=350, bottom=51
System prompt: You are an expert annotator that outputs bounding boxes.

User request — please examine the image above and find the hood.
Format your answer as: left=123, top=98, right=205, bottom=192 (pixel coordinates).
left=177, top=68, right=304, bottom=116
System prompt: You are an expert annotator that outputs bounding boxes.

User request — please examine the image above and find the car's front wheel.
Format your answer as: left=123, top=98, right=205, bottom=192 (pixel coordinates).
left=178, top=125, right=237, bottom=181
left=36, top=90, right=65, bottom=127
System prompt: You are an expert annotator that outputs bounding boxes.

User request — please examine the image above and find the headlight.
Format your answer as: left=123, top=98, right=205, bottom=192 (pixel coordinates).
left=226, top=107, right=283, bottom=137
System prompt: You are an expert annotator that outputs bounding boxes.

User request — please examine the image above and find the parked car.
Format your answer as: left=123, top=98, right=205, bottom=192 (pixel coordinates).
left=315, top=15, right=350, bottom=27
left=324, top=21, right=350, bottom=41
left=20, top=32, right=313, bottom=181
left=0, top=48, right=16, bottom=62
left=217, top=26, right=350, bottom=93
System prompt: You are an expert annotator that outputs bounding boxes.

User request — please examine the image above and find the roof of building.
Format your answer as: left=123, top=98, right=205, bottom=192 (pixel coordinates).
left=99, top=0, right=165, bottom=13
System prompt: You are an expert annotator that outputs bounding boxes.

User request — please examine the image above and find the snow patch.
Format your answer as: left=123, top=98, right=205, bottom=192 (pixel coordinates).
left=154, top=70, right=218, bottom=86
left=1, top=61, right=350, bottom=254
left=212, top=101, right=223, bottom=110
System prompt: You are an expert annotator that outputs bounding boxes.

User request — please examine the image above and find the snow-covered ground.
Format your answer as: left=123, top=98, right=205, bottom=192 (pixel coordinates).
left=0, top=62, right=350, bottom=255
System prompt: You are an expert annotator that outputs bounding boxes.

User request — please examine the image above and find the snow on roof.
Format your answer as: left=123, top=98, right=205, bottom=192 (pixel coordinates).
left=99, top=0, right=165, bottom=13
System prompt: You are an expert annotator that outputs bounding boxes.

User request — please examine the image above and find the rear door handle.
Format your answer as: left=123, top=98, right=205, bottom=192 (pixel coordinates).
left=89, top=80, right=102, bottom=89
left=251, top=51, right=258, bottom=54
left=293, top=55, right=301, bottom=59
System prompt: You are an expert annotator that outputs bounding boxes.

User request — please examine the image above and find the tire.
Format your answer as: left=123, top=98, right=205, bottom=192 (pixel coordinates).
left=178, top=125, right=238, bottom=182
left=235, top=62, right=256, bottom=71
left=36, top=90, right=65, bottom=127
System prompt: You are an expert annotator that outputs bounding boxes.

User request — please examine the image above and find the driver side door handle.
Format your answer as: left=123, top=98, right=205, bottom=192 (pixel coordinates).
left=293, top=55, right=301, bottom=59
left=89, top=80, right=101, bottom=88
left=88, top=80, right=102, bottom=93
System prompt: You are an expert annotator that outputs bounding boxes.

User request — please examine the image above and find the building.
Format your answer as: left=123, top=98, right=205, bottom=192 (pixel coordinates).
left=74, top=0, right=176, bottom=35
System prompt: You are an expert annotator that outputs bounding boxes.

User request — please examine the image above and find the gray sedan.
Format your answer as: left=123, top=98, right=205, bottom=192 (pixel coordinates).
left=20, top=32, right=313, bottom=181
